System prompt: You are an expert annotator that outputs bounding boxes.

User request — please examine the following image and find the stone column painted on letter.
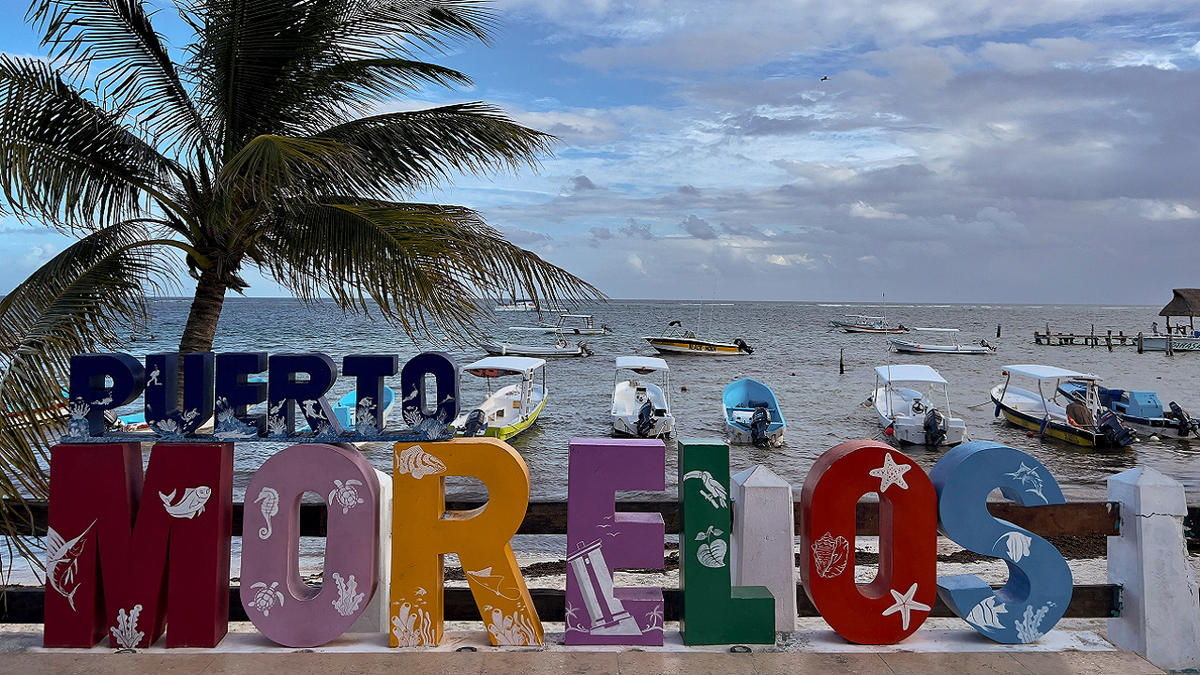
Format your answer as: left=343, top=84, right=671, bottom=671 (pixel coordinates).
left=565, top=438, right=666, bottom=645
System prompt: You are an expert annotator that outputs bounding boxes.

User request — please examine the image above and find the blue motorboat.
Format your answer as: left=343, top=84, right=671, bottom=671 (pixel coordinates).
left=722, top=378, right=786, bottom=447
left=1058, top=381, right=1199, bottom=441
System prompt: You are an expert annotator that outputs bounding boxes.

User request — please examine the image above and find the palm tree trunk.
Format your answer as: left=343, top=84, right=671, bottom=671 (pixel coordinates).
left=179, top=269, right=229, bottom=355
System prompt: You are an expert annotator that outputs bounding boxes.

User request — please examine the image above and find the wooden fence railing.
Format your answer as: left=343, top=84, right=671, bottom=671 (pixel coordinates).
left=0, top=498, right=1150, bottom=623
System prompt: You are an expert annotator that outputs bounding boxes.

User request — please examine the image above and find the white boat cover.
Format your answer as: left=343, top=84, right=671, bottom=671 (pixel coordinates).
left=463, top=356, right=546, bottom=376
left=874, top=364, right=947, bottom=384
left=1003, top=364, right=1096, bottom=381
left=615, top=356, right=669, bottom=372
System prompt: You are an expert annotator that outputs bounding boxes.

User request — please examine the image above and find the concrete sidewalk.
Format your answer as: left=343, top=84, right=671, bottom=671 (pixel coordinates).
left=0, top=650, right=1167, bottom=674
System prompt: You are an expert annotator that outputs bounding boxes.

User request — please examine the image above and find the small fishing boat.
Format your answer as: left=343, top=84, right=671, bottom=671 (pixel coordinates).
left=831, top=315, right=909, bottom=334
left=1057, top=381, right=1200, bottom=441
left=643, top=321, right=753, bottom=355
left=453, top=356, right=547, bottom=441
left=871, top=365, right=965, bottom=447
left=494, top=299, right=539, bottom=312
left=509, top=314, right=611, bottom=335
left=990, top=365, right=1135, bottom=449
left=722, top=378, right=785, bottom=447
left=889, top=328, right=995, bottom=354
left=611, top=356, right=675, bottom=438
left=481, top=339, right=593, bottom=358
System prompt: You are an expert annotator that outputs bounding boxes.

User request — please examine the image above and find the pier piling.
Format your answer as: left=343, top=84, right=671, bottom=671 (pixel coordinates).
left=996, top=324, right=1001, bottom=338
left=839, top=348, right=844, bottom=375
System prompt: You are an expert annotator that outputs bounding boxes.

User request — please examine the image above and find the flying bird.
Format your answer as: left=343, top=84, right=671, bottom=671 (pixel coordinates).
left=821, top=76, right=828, bottom=81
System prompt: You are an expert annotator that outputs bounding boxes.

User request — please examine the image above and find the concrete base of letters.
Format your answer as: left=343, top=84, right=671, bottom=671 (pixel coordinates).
left=730, top=465, right=796, bottom=631
left=348, top=469, right=393, bottom=633
left=1106, top=467, right=1200, bottom=671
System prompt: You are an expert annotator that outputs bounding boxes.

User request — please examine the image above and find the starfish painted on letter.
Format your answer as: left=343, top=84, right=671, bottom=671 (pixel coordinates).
left=868, top=452, right=911, bottom=492
left=881, top=582, right=930, bottom=630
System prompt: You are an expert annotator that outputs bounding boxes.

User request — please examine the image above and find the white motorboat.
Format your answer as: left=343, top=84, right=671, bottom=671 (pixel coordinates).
left=481, top=339, right=593, bottom=357
left=509, top=314, right=611, bottom=335
left=495, top=299, right=539, bottom=311
left=611, top=356, right=675, bottom=439
left=831, top=315, right=909, bottom=333
left=889, top=328, right=996, bottom=354
left=872, top=364, right=965, bottom=447
left=453, top=356, right=547, bottom=441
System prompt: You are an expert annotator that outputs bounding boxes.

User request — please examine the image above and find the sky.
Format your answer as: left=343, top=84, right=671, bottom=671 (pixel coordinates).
left=2, top=0, right=1200, bottom=304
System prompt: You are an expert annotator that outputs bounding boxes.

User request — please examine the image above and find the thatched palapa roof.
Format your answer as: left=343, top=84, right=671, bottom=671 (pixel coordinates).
left=1159, top=289, right=1200, bottom=317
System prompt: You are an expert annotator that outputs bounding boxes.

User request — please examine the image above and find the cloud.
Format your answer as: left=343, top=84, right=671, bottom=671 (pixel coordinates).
left=566, top=175, right=600, bottom=192
left=619, top=219, right=655, bottom=239
left=721, top=222, right=763, bottom=237
left=848, top=201, right=906, bottom=219
left=679, top=214, right=719, bottom=239
left=978, top=38, right=1097, bottom=73
left=1136, top=201, right=1200, bottom=221
left=21, top=244, right=56, bottom=267
left=500, top=227, right=554, bottom=245
left=589, top=226, right=613, bottom=240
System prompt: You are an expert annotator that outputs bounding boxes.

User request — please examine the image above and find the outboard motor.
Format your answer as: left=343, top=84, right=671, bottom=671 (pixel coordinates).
left=923, top=409, right=946, bottom=447
left=734, top=338, right=754, bottom=354
left=749, top=406, right=771, bottom=447
left=636, top=400, right=656, bottom=437
left=462, top=408, right=488, bottom=437
left=1097, top=411, right=1135, bottom=447
left=1170, top=401, right=1200, bottom=437
left=579, top=341, right=593, bottom=357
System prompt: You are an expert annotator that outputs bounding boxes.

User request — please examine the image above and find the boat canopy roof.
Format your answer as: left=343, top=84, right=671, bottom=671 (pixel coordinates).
left=1003, top=364, right=1096, bottom=381
left=615, top=356, right=669, bottom=373
left=463, top=356, right=546, bottom=377
left=560, top=314, right=595, bottom=319
left=875, top=364, right=947, bottom=384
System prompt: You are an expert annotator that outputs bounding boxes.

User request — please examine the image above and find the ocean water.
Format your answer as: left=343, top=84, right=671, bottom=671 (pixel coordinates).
left=6, top=297, right=1200, bottom=580
left=114, top=297, right=1200, bottom=502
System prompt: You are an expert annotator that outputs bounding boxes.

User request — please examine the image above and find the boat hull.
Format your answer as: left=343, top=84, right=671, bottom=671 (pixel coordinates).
left=890, top=339, right=992, bottom=354
left=872, top=387, right=965, bottom=446
left=990, top=387, right=1115, bottom=448
left=644, top=337, right=745, bottom=355
left=1139, top=336, right=1200, bottom=351
left=725, top=422, right=785, bottom=446
left=482, top=341, right=589, bottom=357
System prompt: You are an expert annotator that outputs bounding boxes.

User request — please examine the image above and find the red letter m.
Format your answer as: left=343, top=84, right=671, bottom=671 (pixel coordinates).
left=43, top=442, right=233, bottom=648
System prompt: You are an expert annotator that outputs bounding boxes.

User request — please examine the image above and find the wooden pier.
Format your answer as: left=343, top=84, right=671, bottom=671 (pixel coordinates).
left=1034, top=328, right=1134, bottom=347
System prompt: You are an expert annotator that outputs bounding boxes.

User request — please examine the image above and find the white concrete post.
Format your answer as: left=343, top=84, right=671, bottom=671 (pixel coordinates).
left=731, top=465, right=796, bottom=631
left=1107, top=466, right=1200, bottom=671
left=349, top=468, right=393, bottom=633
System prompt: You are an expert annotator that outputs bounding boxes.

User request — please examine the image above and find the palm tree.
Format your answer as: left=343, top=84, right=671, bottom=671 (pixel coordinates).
left=0, top=0, right=600, bottom=567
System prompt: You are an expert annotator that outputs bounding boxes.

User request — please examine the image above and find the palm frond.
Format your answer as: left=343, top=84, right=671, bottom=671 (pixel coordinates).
left=0, top=55, right=186, bottom=230
left=28, top=0, right=209, bottom=154
left=256, top=200, right=601, bottom=340
left=0, top=222, right=173, bottom=571
left=217, top=133, right=356, bottom=204
left=310, top=58, right=473, bottom=115
left=314, top=103, right=554, bottom=196
left=186, top=0, right=500, bottom=150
